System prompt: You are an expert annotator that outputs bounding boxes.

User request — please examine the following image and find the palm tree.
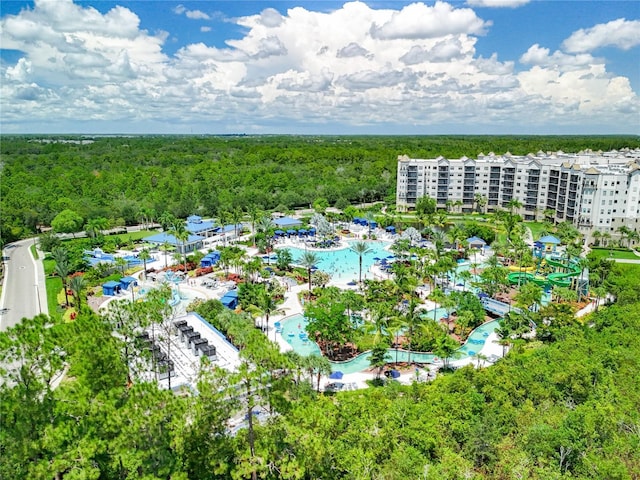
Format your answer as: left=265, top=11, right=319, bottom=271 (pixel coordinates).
left=591, top=230, right=602, bottom=247
left=299, top=251, right=320, bottom=293
left=349, top=241, right=371, bottom=284
left=52, top=247, right=70, bottom=307
left=308, top=355, right=332, bottom=392
left=160, top=242, right=173, bottom=268
left=114, top=256, right=128, bottom=277
left=138, top=249, right=151, bottom=280
left=247, top=204, right=263, bottom=247
left=506, top=198, right=523, bottom=215
left=170, top=220, right=190, bottom=274
left=474, top=194, right=488, bottom=214
left=617, top=226, right=631, bottom=248
left=68, top=275, right=87, bottom=309
left=230, top=207, right=244, bottom=242
left=458, top=269, right=472, bottom=292
left=84, top=217, right=109, bottom=239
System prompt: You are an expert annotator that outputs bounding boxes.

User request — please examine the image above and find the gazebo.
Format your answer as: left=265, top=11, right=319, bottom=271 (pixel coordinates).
left=466, top=236, right=487, bottom=249
left=145, top=232, right=205, bottom=254
left=538, top=235, right=562, bottom=252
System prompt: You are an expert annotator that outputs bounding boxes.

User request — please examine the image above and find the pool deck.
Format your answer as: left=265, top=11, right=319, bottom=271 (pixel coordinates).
left=103, top=237, right=505, bottom=391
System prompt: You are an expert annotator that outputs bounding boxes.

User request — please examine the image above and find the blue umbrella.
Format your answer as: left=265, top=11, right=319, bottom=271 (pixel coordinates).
left=329, top=371, right=344, bottom=379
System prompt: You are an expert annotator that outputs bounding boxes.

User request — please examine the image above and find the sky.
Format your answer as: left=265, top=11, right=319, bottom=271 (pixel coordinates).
left=1, top=0, right=639, bottom=135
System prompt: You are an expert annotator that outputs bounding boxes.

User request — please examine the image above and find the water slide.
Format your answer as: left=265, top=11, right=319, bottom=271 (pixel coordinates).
left=507, top=271, right=548, bottom=286
left=545, top=257, right=582, bottom=287
left=507, top=257, right=581, bottom=288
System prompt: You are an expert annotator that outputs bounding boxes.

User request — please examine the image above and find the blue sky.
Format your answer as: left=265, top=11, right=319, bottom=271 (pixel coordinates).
left=1, top=0, right=638, bottom=134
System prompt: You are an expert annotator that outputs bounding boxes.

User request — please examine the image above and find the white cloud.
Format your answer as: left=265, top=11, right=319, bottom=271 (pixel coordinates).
left=466, top=0, right=530, bottom=8
left=562, top=18, right=640, bottom=53
left=185, top=10, right=210, bottom=20
left=200, top=26, right=211, bottom=33
left=520, top=44, right=598, bottom=70
left=0, top=0, right=637, bottom=133
left=337, top=42, right=371, bottom=59
left=370, top=1, right=489, bottom=39
left=174, top=4, right=210, bottom=20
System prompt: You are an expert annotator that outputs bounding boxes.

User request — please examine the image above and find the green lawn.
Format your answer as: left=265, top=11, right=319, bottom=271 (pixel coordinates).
left=43, top=257, right=56, bottom=275
left=589, top=248, right=640, bottom=260
left=524, top=222, right=547, bottom=240
left=30, top=244, right=39, bottom=260
left=46, top=276, right=63, bottom=321
left=60, top=229, right=157, bottom=248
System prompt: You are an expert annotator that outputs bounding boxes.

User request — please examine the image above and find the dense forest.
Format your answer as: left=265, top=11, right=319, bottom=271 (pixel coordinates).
left=2, top=135, right=639, bottom=244
left=2, top=135, right=640, bottom=479
left=1, top=261, right=639, bottom=479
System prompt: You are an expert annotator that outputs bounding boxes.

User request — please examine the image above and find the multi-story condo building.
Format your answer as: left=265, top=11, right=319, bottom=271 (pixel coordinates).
left=397, top=149, right=640, bottom=241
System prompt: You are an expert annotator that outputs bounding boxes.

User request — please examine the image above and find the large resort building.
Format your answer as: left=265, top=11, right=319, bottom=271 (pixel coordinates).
left=396, top=149, right=640, bottom=241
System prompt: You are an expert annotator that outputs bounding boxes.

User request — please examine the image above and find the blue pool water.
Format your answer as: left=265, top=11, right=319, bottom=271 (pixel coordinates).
left=280, top=310, right=499, bottom=374
left=283, top=240, right=391, bottom=283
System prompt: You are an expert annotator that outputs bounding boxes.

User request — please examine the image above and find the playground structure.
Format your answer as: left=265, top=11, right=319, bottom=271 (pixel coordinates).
left=507, top=255, right=582, bottom=289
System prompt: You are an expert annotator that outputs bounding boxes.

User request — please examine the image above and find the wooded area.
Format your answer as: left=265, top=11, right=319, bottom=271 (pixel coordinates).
left=1, top=260, right=639, bottom=479
left=1, top=135, right=640, bottom=479
left=2, top=135, right=639, bottom=245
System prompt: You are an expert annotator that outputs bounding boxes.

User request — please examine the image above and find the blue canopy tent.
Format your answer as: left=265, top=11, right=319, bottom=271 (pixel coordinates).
left=308, top=227, right=316, bottom=236
left=385, top=226, right=396, bottom=233
left=119, top=276, right=137, bottom=290
left=286, top=229, right=297, bottom=236
left=200, top=251, right=221, bottom=267
left=368, top=221, right=378, bottom=229
left=102, top=280, right=121, bottom=296
left=274, top=229, right=285, bottom=236
left=298, top=229, right=307, bottom=235
left=220, top=290, right=239, bottom=309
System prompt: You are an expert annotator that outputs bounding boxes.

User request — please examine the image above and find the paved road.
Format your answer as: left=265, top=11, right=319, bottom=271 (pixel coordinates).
left=0, top=238, right=48, bottom=331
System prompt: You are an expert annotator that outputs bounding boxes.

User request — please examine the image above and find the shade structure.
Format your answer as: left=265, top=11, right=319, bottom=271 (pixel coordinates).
left=389, top=369, right=401, bottom=379
left=385, top=226, right=396, bottom=232
left=119, top=276, right=137, bottom=290
left=274, top=229, right=285, bottom=235
left=220, top=289, right=239, bottom=309
left=102, top=280, right=121, bottom=296
left=329, top=371, right=344, bottom=379
left=298, top=229, right=307, bottom=235
left=466, top=236, right=487, bottom=247
left=538, top=235, right=561, bottom=245
left=286, top=229, right=297, bottom=235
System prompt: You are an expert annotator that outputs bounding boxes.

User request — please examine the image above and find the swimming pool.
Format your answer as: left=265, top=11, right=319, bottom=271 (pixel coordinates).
left=283, top=240, right=391, bottom=283
left=280, top=310, right=499, bottom=374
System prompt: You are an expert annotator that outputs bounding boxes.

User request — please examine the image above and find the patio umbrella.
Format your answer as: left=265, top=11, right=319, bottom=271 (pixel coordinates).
left=389, top=369, right=401, bottom=379
left=329, top=371, right=344, bottom=379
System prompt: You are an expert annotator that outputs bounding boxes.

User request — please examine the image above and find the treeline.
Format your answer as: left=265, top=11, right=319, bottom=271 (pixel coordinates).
left=1, top=262, right=639, bottom=479
left=2, top=135, right=639, bottom=244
